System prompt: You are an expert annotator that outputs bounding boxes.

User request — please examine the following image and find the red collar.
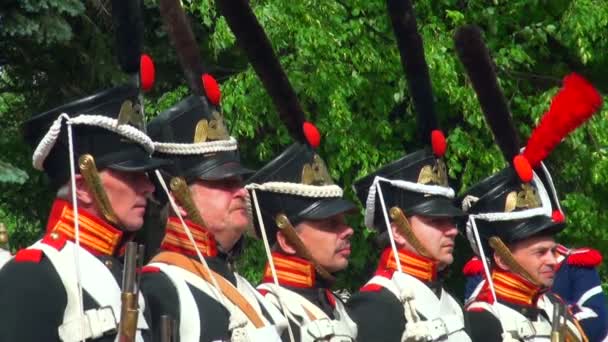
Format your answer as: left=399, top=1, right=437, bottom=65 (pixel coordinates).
left=160, top=216, right=218, bottom=258
left=375, top=247, right=438, bottom=282
left=262, top=253, right=316, bottom=288
left=45, top=199, right=124, bottom=256
left=476, top=268, right=545, bottom=307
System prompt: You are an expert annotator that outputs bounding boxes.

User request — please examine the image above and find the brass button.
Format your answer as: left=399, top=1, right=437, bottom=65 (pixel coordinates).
left=104, top=260, right=113, bottom=269
left=50, top=232, right=60, bottom=240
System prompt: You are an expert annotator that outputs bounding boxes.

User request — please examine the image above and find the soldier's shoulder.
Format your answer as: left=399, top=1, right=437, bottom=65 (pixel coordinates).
left=140, top=265, right=176, bottom=293
left=0, top=248, right=66, bottom=306
left=1, top=248, right=56, bottom=277
left=566, top=247, right=602, bottom=268
left=463, top=256, right=484, bottom=276
left=347, top=283, right=403, bottom=313
left=465, top=307, right=503, bottom=341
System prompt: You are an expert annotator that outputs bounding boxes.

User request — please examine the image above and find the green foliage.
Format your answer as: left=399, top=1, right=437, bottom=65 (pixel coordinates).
left=0, top=161, right=28, bottom=185
left=1, top=0, right=607, bottom=295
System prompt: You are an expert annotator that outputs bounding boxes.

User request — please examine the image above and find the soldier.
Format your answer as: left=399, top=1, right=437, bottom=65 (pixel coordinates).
left=247, top=142, right=359, bottom=342
left=453, top=25, right=601, bottom=341
left=0, top=1, right=162, bottom=340
left=139, top=1, right=287, bottom=341
left=346, top=1, right=471, bottom=341
left=464, top=246, right=607, bottom=341
left=216, top=1, right=359, bottom=341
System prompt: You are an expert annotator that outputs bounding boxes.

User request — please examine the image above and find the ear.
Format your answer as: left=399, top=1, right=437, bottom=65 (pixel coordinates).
left=390, top=222, right=407, bottom=247
left=74, top=174, right=94, bottom=207
left=276, top=231, right=297, bottom=255
left=493, top=251, right=509, bottom=271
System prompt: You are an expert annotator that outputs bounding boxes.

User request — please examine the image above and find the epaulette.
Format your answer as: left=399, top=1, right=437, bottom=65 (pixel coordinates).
left=14, top=249, right=43, bottom=263
left=463, top=256, right=483, bottom=276
left=567, top=247, right=602, bottom=267
left=141, top=265, right=161, bottom=273
left=466, top=306, right=486, bottom=313
left=468, top=287, right=495, bottom=306
left=360, top=283, right=383, bottom=293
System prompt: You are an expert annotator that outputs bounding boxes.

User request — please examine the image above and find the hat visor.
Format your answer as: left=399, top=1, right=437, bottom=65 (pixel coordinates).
left=406, top=196, right=466, bottom=218
left=299, top=198, right=358, bottom=221
left=506, top=215, right=566, bottom=243
left=108, top=155, right=171, bottom=173
left=196, top=160, right=255, bottom=181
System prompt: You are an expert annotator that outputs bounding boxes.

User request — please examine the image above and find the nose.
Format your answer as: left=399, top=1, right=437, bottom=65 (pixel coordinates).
left=443, top=222, right=458, bottom=238
left=233, top=185, right=248, bottom=199
left=138, top=173, right=155, bottom=195
left=544, top=250, right=558, bottom=267
left=339, top=224, right=354, bottom=240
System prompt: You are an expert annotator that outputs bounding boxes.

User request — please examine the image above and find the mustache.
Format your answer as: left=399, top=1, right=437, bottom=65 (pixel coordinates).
left=336, top=241, right=351, bottom=252
left=230, top=199, right=247, bottom=211
left=540, top=266, right=555, bottom=273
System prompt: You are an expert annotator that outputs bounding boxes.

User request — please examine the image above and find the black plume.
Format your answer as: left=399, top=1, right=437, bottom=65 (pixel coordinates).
left=387, top=0, right=437, bottom=144
left=159, top=0, right=206, bottom=97
left=216, top=0, right=306, bottom=143
left=111, top=0, right=143, bottom=74
left=454, top=25, right=520, bottom=161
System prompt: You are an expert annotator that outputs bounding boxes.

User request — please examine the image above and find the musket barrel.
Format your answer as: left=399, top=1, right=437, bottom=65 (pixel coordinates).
left=119, top=242, right=141, bottom=341
left=551, top=303, right=565, bottom=342
left=159, top=315, right=176, bottom=342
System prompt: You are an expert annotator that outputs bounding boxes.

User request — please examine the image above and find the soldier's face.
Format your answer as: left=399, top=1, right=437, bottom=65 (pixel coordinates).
left=504, top=235, right=557, bottom=287
left=294, top=213, right=353, bottom=273
left=100, top=169, right=155, bottom=231
left=189, top=177, right=250, bottom=251
left=407, top=215, right=458, bottom=269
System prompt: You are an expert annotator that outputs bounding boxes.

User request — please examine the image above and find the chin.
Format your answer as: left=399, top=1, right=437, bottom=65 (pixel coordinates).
left=540, top=278, right=554, bottom=288
left=327, top=259, right=348, bottom=273
left=122, top=220, right=144, bottom=232
left=439, top=254, right=454, bottom=266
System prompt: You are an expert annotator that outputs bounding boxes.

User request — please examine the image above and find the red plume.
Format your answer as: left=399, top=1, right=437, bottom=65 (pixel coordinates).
left=302, top=122, right=321, bottom=148
left=431, top=130, right=447, bottom=157
left=552, top=210, right=565, bottom=223
left=202, top=74, right=221, bottom=105
left=522, top=73, right=602, bottom=167
left=139, top=54, right=155, bottom=92
left=513, top=155, right=533, bottom=182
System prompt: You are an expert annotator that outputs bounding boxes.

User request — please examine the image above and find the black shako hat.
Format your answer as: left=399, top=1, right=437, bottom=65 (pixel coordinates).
left=22, top=0, right=166, bottom=190
left=147, top=94, right=252, bottom=182
left=454, top=25, right=602, bottom=256
left=353, top=0, right=464, bottom=232
left=148, top=0, right=252, bottom=183
left=354, top=148, right=464, bottom=231
left=461, top=166, right=565, bottom=256
left=247, top=142, right=356, bottom=245
left=23, top=85, right=167, bottom=189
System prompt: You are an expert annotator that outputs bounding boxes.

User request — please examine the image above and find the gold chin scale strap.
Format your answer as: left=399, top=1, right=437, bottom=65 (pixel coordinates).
left=169, top=177, right=207, bottom=227
left=275, top=214, right=336, bottom=284
left=488, top=236, right=542, bottom=286
left=389, top=207, right=431, bottom=258
left=78, top=154, right=120, bottom=226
